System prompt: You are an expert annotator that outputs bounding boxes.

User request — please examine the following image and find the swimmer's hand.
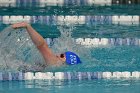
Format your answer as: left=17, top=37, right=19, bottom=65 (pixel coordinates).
left=12, top=22, right=30, bottom=29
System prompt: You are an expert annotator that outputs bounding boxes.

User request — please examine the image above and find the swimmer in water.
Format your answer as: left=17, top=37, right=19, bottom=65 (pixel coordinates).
left=12, top=22, right=81, bottom=66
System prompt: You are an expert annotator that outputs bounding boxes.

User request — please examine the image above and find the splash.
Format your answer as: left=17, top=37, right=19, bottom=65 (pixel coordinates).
left=49, top=25, right=94, bottom=72
left=51, top=25, right=91, bottom=58
left=0, top=26, right=45, bottom=71
left=0, top=25, right=94, bottom=72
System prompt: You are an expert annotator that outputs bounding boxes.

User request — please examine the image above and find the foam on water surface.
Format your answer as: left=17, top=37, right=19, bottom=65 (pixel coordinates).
left=0, top=26, right=45, bottom=71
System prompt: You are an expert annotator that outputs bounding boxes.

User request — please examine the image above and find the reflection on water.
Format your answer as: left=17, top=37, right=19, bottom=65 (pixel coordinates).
left=0, top=79, right=140, bottom=93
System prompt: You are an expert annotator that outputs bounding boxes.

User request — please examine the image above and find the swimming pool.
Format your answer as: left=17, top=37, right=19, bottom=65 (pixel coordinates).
left=0, top=0, right=140, bottom=93
left=0, top=79, right=140, bottom=93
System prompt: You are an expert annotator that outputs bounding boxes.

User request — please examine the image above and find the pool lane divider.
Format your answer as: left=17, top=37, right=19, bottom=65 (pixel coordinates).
left=0, top=0, right=139, bottom=6
left=0, top=15, right=139, bottom=25
left=75, top=38, right=140, bottom=47
left=0, top=71, right=140, bottom=80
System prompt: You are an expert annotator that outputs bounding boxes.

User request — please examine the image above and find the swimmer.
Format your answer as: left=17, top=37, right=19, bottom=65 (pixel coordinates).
left=12, top=22, right=81, bottom=66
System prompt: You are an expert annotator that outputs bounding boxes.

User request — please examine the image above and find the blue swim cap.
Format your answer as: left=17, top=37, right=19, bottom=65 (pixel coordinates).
left=65, top=51, right=81, bottom=65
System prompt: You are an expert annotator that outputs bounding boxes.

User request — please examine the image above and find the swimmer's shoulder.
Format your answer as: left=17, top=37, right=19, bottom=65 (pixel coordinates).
left=37, top=42, right=63, bottom=66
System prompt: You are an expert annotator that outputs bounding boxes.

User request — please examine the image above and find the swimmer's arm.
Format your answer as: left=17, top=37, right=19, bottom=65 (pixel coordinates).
left=12, top=22, right=46, bottom=47
left=12, top=22, right=57, bottom=65
left=37, top=44, right=60, bottom=66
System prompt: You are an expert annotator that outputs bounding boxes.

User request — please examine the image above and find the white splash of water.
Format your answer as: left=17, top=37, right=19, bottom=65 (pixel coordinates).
left=0, top=26, right=45, bottom=71
left=51, top=25, right=92, bottom=61
left=46, top=25, right=98, bottom=72
left=0, top=25, right=94, bottom=72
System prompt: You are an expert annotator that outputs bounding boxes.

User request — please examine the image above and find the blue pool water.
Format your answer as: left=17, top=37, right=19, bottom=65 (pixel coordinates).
left=1, top=0, right=140, bottom=93
left=0, top=79, right=140, bottom=93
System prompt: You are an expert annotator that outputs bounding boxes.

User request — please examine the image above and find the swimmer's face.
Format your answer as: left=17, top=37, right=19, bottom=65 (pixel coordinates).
left=56, top=53, right=66, bottom=63
left=59, top=53, right=66, bottom=62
